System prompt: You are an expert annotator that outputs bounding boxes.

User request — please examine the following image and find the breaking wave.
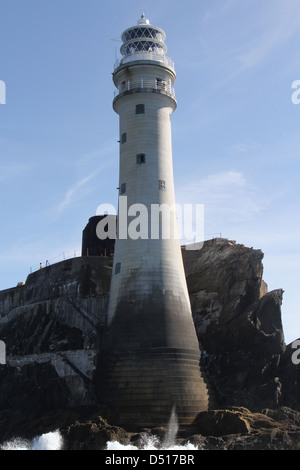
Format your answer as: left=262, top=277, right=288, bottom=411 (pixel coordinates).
left=0, top=431, right=63, bottom=451
left=0, top=432, right=198, bottom=451
left=106, top=407, right=199, bottom=451
left=106, top=440, right=199, bottom=451
left=0, top=408, right=199, bottom=450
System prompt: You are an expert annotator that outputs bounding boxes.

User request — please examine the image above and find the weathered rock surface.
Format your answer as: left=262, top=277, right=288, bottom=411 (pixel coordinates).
left=1, top=405, right=300, bottom=450
left=61, top=405, right=300, bottom=450
left=61, top=415, right=128, bottom=450
left=182, top=238, right=297, bottom=412
left=0, top=256, right=112, bottom=422
left=0, top=238, right=299, bottom=449
left=183, top=406, right=300, bottom=450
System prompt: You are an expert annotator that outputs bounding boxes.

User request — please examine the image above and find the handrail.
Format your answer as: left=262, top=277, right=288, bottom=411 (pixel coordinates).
left=114, top=51, right=175, bottom=71
left=29, top=249, right=81, bottom=274
left=114, top=78, right=176, bottom=99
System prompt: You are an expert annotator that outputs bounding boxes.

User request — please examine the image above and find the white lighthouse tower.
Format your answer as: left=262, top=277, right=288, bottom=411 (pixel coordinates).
left=97, top=14, right=210, bottom=428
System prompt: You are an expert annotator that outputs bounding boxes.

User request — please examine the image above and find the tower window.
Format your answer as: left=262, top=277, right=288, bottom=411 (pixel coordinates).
left=159, top=180, right=166, bottom=191
left=115, top=262, right=121, bottom=274
left=136, top=153, right=146, bottom=164
left=121, top=132, right=127, bottom=144
left=136, top=104, right=145, bottom=114
left=120, top=183, right=126, bottom=194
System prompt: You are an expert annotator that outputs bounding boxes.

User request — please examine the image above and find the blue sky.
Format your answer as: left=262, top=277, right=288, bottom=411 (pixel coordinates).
left=0, top=0, right=299, bottom=344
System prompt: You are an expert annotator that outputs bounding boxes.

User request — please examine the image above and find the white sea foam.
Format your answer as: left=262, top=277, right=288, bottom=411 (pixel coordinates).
left=106, top=407, right=199, bottom=451
left=0, top=431, right=63, bottom=451
left=106, top=440, right=199, bottom=450
left=0, top=408, right=200, bottom=451
left=1, top=432, right=198, bottom=451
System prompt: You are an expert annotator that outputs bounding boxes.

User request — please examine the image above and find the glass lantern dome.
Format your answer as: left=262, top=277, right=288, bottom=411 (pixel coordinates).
left=114, top=14, right=174, bottom=70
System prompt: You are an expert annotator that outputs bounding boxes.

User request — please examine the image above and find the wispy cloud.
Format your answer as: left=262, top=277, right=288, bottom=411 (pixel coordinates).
left=57, top=170, right=98, bottom=213
left=176, top=170, right=266, bottom=234
left=55, top=143, right=117, bottom=214
left=236, top=0, right=300, bottom=72
left=75, top=144, right=117, bottom=171
left=192, top=0, right=300, bottom=89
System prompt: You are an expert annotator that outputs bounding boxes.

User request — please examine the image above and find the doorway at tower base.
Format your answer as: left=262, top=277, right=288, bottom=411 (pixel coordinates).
left=96, top=292, right=210, bottom=429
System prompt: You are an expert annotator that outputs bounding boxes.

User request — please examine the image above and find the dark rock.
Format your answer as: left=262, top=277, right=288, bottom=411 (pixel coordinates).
left=61, top=415, right=128, bottom=450
left=276, top=341, right=300, bottom=410
left=0, top=362, right=69, bottom=416
left=0, top=256, right=112, bottom=421
left=182, top=239, right=293, bottom=411
left=183, top=406, right=300, bottom=450
left=189, top=409, right=251, bottom=437
left=262, top=406, right=300, bottom=425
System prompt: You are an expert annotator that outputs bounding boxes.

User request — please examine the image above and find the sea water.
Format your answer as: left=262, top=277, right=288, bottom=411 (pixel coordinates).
left=0, top=409, right=199, bottom=451
left=106, top=407, right=198, bottom=451
left=0, top=431, right=198, bottom=451
left=106, top=440, right=199, bottom=451
left=0, top=431, right=63, bottom=451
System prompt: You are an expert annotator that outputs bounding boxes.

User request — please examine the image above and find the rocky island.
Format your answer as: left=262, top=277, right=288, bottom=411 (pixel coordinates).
left=0, top=237, right=299, bottom=450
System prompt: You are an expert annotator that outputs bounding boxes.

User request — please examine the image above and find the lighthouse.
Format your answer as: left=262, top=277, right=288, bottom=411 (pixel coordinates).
left=97, top=14, right=209, bottom=428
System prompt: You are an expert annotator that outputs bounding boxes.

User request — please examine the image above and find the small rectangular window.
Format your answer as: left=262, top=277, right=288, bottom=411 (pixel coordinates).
left=120, top=183, right=126, bottom=195
left=159, top=180, right=166, bottom=191
left=136, top=104, right=145, bottom=114
left=115, top=262, right=121, bottom=274
left=136, top=153, right=146, bottom=164
left=121, top=132, right=127, bottom=144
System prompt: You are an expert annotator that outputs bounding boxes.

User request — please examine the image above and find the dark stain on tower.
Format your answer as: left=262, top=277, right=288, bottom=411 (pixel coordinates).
left=96, top=14, right=210, bottom=428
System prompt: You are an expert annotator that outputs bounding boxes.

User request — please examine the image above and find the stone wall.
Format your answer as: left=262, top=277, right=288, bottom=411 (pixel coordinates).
left=0, top=255, right=113, bottom=412
left=0, top=285, right=25, bottom=318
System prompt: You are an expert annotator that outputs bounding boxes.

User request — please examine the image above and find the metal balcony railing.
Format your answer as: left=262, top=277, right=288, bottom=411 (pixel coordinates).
left=114, top=51, right=175, bottom=71
left=114, top=78, right=176, bottom=99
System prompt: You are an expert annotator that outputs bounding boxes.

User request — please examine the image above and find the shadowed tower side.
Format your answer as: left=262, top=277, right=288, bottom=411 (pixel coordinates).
left=97, top=14, right=209, bottom=428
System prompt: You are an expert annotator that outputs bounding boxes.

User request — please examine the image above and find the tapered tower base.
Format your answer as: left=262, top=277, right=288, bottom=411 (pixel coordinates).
left=97, top=292, right=210, bottom=429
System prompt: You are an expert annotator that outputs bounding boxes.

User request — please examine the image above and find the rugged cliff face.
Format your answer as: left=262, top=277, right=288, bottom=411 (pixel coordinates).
left=0, top=238, right=299, bottom=443
left=0, top=256, right=112, bottom=427
left=182, top=238, right=295, bottom=411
